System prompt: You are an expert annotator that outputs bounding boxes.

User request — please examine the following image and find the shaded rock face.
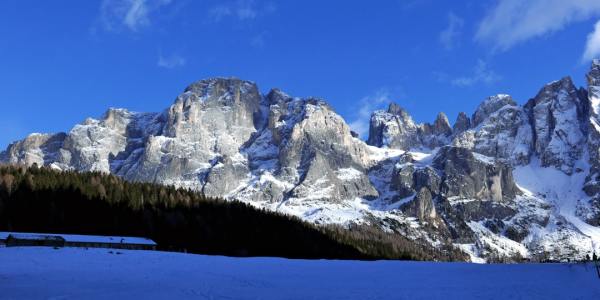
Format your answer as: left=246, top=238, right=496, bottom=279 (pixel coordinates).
left=401, top=187, right=437, bottom=222
left=432, top=147, right=520, bottom=202
left=453, top=112, right=471, bottom=135
left=419, top=112, right=453, bottom=148
left=387, top=145, right=519, bottom=240
left=585, top=60, right=600, bottom=223
left=454, top=202, right=516, bottom=223
left=433, top=113, right=452, bottom=136
left=390, top=165, right=441, bottom=200
left=587, top=60, right=600, bottom=176
left=392, top=164, right=416, bottom=198
left=414, top=167, right=441, bottom=196
left=525, top=77, right=588, bottom=174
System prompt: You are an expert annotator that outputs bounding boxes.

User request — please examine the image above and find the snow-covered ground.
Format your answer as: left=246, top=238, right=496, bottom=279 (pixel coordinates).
left=1, top=247, right=599, bottom=299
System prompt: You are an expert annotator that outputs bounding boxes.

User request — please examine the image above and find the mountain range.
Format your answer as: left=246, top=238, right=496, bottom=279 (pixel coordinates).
left=4, top=61, right=600, bottom=262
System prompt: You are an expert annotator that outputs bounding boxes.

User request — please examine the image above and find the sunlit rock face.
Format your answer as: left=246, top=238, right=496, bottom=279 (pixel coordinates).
left=0, top=132, right=66, bottom=167
left=367, top=103, right=422, bottom=149
left=367, top=104, right=454, bottom=150
left=450, top=95, right=534, bottom=166
left=471, top=94, right=516, bottom=127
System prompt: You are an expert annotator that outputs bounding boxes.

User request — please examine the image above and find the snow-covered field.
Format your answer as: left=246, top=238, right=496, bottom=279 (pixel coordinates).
left=1, top=247, right=600, bottom=299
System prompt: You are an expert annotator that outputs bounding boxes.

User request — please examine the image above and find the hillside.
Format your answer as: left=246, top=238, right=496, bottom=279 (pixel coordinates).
left=0, top=164, right=466, bottom=261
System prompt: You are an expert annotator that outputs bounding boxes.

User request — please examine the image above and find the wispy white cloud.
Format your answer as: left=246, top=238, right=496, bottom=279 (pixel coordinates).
left=476, top=0, right=600, bottom=51
left=157, top=52, right=186, bottom=69
left=439, top=12, right=464, bottom=50
left=349, top=89, right=395, bottom=139
left=583, top=20, right=600, bottom=62
left=97, top=0, right=172, bottom=32
left=123, top=0, right=150, bottom=30
left=451, top=60, right=501, bottom=87
left=208, top=0, right=274, bottom=22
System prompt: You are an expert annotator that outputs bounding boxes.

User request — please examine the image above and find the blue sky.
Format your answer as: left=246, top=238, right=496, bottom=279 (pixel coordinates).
left=2, top=0, right=600, bottom=148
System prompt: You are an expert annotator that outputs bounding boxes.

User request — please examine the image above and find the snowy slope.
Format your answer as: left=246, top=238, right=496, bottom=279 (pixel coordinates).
left=1, top=247, right=599, bottom=300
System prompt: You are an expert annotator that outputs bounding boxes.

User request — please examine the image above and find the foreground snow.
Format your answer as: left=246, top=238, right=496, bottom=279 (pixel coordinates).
left=1, top=247, right=599, bottom=299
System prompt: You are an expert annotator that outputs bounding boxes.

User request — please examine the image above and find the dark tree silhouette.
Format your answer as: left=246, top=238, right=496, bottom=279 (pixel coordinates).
left=0, top=164, right=467, bottom=261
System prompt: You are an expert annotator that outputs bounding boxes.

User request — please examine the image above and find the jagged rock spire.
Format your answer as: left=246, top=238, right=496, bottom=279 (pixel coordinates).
left=387, top=102, right=407, bottom=115
left=453, top=112, right=471, bottom=134
left=432, top=112, right=452, bottom=136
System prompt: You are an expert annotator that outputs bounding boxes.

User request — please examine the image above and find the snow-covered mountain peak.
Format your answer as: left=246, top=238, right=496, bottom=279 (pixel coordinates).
left=472, top=94, right=516, bottom=127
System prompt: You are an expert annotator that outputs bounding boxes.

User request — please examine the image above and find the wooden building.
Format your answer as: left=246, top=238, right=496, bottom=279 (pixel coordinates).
left=5, top=234, right=65, bottom=247
left=0, top=232, right=157, bottom=250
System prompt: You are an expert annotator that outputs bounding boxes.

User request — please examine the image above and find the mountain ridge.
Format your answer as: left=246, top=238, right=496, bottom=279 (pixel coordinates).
left=4, top=61, right=600, bottom=262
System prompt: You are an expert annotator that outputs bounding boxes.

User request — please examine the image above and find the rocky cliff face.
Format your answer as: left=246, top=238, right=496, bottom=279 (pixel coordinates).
left=367, top=104, right=453, bottom=150
left=367, top=103, right=421, bottom=149
left=526, top=77, right=588, bottom=174
left=0, top=132, right=66, bottom=166
left=432, top=146, right=520, bottom=202
left=4, top=63, right=600, bottom=262
left=451, top=95, right=533, bottom=165
left=585, top=60, right=600, bottom=224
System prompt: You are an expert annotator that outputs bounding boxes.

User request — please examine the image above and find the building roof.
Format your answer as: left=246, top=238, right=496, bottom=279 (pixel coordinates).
left=0, top=232, right=156, bottom=246
left=7, top=233, right=64, bottom=241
